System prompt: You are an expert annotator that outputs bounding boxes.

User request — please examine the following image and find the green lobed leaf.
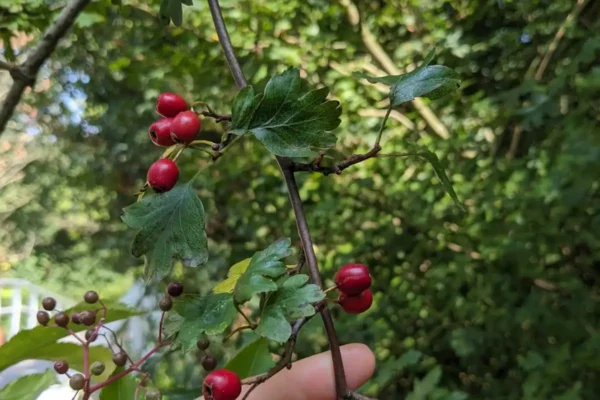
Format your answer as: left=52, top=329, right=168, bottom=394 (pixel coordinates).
left=99, top=367, right=138, bottom=400
left=121, top=184, right=208, bottom=281
left=230, top=68, right=341, bottom=157
left=213, top=258, right=251, bottom=294
left=356, top=50, right=460, bottom=106
left=168, top=0, right=182, bottom=26
left=233, top=238, right=292, bottom=304
left=170, top=293, right=237, bottom=352
left=224, top=337, right=275, bottom=379
left=0, top=301, right=142, bottom=374
left=0, top=369, right=57, bottom=400
left=255, top=274, right=325, bottom=342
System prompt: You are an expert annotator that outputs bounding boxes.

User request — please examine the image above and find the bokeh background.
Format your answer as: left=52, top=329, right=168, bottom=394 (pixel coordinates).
left=1, top=0, right=600, bottom=399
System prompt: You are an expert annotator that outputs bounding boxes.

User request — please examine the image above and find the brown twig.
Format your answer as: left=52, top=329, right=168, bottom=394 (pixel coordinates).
left=201, top=110, right=232, bottom=122
left=0, top=0, right=92, bottom=135
left=291, top=145, right=382, bottom=175
left=206, top=1, right=350, bottom=397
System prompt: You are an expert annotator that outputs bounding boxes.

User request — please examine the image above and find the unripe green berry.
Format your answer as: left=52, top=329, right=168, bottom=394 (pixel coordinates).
left=91, top=361, right=105, bottom=376
left=69, top=374, right=86, bottom=390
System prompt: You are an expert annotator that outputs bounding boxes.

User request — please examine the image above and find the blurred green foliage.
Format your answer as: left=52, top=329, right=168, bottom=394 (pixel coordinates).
left=1, top=0, right=600, bottom=399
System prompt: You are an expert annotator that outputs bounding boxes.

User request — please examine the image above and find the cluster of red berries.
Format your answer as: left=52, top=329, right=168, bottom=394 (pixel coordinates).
left=334, top=263, right=373, bottom=314
left=146, top=93, right=203, bottom=193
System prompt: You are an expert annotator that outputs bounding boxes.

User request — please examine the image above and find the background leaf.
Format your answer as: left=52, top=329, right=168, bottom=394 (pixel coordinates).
left=0, top=370, right=57, bottom=400
left=229, top=68, right=341, bottom=157
left=213, top=258, right=251, bottom=294
left=122, top=184, right=208, bottom=280
left=224, top=337, right=275, bottom=379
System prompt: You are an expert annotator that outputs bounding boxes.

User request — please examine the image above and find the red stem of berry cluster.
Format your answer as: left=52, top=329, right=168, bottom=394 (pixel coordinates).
left=206, top=0, right=350, bottom=398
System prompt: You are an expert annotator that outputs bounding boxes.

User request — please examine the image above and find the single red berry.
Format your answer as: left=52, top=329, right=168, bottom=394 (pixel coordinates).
left=167, top=281, right=184, bottom=297
left=338, top=289, right=373, bottom=314
left=147, top=159, right=179, bottom=193
left=334, top=263, right=372, bottom=296
left=42, top=297, right=56, bottom=311
left=149, top=118, right=176, bottom=147
left=54, top=312, right=70, bottom=327
left=156, top=92, right=188, bottom=118
left=54, top=360, right=69, bottom=374
left=37, top=311, right=50, bottom=326
left=170, top=111, right=201, bottom=143
left=202, top=369, right=242, bottom=400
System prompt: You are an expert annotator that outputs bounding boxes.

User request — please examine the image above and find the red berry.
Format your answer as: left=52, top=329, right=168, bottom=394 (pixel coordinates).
left=339, top=289, right=373, bottom=314
left=149, top=118, right=176, bottom=147
left=147, top=159, right=179, bottom=193
left=202, top=369, right=242, bottom=400
left=334, top=263, right=371, bottom=296
left=171, top=111, right=201, bottom=143
left=156, top=92, right=188, bottom=118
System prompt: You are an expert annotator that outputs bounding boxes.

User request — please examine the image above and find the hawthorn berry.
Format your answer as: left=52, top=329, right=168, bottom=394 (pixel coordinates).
left=112, top=352, right=128, bottom=366
left=91, top=361, right=105, bottom=376
left=37, top=311, right=50, bottom=326
left=149, top=118, right=176, bottom=147
left=80, top=310, right=97, bottom=326
left=147, top=158, right=179, bottom=193
left=202, top=369, right=241, bottom=400
left=338, top=289, right=373, bottom=314
left=69, top=374, right=86, bottom=391
left=42, top=297, right=56, bottom=311
left=84, top=290, right=99, bottom=304
left=85, top=329, right=98, bottom=342
left=201, top=355, right=217, bottom=372
left=156, top=92, right=188, bottom=118
left=167, top=281, right=184, bottom=297
left=53, top=360, right=69, bottom=374
left=171, top=110, right=201, bottom=143
left=71, top=312, right=81, bottom=325
left=158, top=297, right=173, bottom=312
left=54, top=312, right=70, bottom=327
left=145, top=388, right=162, bottom=400
left=334, top=263, right=372, bottom=296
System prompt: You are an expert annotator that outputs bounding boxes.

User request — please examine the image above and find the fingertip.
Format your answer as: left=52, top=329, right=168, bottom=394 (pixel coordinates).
left=340, top=343, right=376, bottom=390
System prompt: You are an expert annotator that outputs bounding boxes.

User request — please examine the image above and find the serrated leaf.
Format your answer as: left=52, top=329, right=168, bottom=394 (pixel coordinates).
left=224, top=337, right=275, bottom=379
left=0, top=301, right=142, bottom=374
left=99, top=367, right=138, bottom=400
left=213, top=258, right=251, bottom=294
left=407, top=366, right=443, bottom=400
left=0, top=369, right=57, bottom=400
left=171, top=293, right=237, bottom=352
left=255, top=274, right=324, bottom=342
left=404, top=145, right=465, bottom=211
left=233, top=238, right=292, bottom=304
left=168, top=0, right=182, bottom=26
left=122, top=184, right=208, bottom=281
left=230, top=68, right=341, bottom=157
left=356, top=50, right=460, bottom=106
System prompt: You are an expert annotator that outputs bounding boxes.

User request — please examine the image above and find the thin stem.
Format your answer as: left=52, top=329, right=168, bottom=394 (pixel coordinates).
left=234, top=303, right=257, bottom=328
left=83, top=343, right=90, bottom=393
left=222, top=325, right=254, bottom=343
left=158, top=311, right=166, bottom=344
left=374, top=103, right=392, bottom=147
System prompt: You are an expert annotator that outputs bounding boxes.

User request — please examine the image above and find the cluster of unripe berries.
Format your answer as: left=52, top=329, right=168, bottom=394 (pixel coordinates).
left=146, top=93, right=203, bottom=193
left=334, top=263, right=373, bottom=314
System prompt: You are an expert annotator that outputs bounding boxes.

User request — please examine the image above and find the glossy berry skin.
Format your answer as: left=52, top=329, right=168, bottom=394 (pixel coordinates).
left=85, top=329, right=98, bottom=342
left=149, top=118, right=176, bottom=147
left=80, top=310, right=97, bottom=326
left=147, top=159, right=179, bottom=193
left=171, top=111, right=201, bottom=143
left=54, top=360, right=69, bottom=374
left=339, top=289, right=373, bottom=314
left=42, top=297, right=56, bottom=311
left=69, top=374, right=85, bottom=390
left=202, top=369, right=242, bottom=400
left=84, top=290, right=99, bottom=304
left=156, top=93, right=188, bottom=118
left=334, top=263, right=371, bottom=296
left=54, top=312, right=70, bottom=327
left=71, top=312, right=81, bottom=324
left=37, top=311, right=50, bottom=326
left=201, top=355, right=217, bottom=372
left=158, top=297, right=173, bottom=312
left=112, top=352, right=128, bottom=367
left=167, top=281, right=184, bottom=297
